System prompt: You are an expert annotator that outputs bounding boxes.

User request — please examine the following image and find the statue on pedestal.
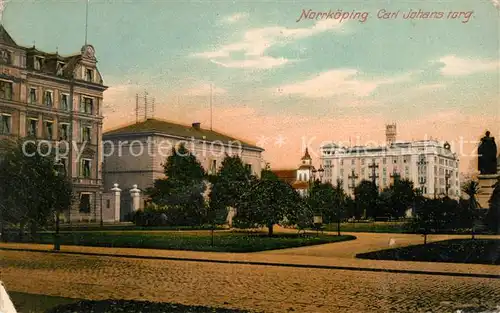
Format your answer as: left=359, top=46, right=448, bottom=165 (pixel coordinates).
left=478, top=131, right=497, bottom=175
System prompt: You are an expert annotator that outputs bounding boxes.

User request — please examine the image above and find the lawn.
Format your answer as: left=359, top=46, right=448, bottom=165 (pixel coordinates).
left=324, top=221, right=409, bottom=233
left=8, top=292, right=253, bottom=313
left=11, top=230, right=356, bottom=253
left=356, top=239, right=500, bottom=265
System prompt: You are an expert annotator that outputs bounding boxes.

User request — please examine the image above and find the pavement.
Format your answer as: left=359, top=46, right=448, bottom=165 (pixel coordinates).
left=1, top=231, right=500, bottom=313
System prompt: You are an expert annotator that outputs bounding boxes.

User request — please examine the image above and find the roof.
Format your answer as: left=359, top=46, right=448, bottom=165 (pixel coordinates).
left=292, top=181, right=309, bottom=189
left=273, top=169, right=296, bottom=184
left=0, top=25, right=18, bottom=47
left=103, top=118, right=263, bottom=151
left=301, top=148, right=312, bottom=160
left=298, top=164, right=314, bottom=170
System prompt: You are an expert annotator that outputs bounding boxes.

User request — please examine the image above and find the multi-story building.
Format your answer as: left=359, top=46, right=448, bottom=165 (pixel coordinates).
left=0, top=25, right=107, bottom=222
left=320, top=124, right=461, bottom=199
left=102, top=118, right=264, bottom=220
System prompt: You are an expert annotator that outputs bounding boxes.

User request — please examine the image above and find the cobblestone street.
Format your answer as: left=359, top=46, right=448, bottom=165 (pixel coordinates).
left=2, top=250, right=500, bottom=313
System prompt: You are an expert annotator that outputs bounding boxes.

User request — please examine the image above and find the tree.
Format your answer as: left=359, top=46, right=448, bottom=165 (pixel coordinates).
left=0, top=139, right=73, bottom=241
left=236, top=179, right=297, bottom=236
left=486, top=181, right=500, bottom=233
left=148, top=144, right=207, bottom=226
left=354, top=180, right=379, bottom=219
left=407, top=198, right=441, bottom=244
left=462, top=180, right=481, bottom=239
left=389, top=179, right=416, bottom=218
left=209, top=155, right=254, bottom=220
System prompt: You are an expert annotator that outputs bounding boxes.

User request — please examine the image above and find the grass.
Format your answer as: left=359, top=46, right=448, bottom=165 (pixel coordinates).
left=10, top=230, right=356, bottom=253
left=324, top=221, right=409, bottom=233
left=8, top=292, right=253, bottom=313
left=9, top=291, right=78, bottom=313
left=356, top=239, right=500, bottom=265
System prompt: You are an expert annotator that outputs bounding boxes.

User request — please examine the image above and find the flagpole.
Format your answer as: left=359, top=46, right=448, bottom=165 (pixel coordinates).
left=85, top=0, right=89, bottom=45
left=210, top=83, right=213, bottom=131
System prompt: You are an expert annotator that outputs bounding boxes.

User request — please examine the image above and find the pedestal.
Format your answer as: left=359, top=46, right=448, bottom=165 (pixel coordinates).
left=477, top=174, right=500, bottom=209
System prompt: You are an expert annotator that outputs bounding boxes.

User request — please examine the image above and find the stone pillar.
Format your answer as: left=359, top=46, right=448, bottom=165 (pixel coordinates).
left=477, top=174, right=499, bottom=209
left=130, top=184, right=141, bottom=212
left=111, top=183, right=121, bottom=222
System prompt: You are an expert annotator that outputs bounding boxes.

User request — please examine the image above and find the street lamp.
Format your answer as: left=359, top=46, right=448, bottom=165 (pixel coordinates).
left=53, top=159, right=66, bottom=251
left=318, top=165, right=325, bottom=183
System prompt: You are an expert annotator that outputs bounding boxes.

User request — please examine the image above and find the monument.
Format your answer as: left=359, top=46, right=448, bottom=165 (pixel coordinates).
left=477, top=131, right=499, bottom=208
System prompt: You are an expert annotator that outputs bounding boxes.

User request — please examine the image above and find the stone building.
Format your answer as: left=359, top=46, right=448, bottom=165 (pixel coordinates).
left=0, top=25, right=107, bottom=222
left=320, top=124, right=461, bottom=199
left=273, top=148, right=317, bottom=197
left=102, top=118, right=264, bottom=220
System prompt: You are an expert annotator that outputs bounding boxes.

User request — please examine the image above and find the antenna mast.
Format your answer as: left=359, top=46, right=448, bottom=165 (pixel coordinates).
left=210, top=83, right=213, bottom=131
left=135, top=94, right=139, bottom=124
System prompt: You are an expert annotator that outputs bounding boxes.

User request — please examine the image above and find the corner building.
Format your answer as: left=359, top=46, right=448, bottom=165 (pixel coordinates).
left=0, top=25, right=107, bottom=222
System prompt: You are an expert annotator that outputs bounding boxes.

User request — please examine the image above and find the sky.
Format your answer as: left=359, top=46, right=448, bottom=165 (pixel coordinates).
left=3, top=0, right=500, bottom=174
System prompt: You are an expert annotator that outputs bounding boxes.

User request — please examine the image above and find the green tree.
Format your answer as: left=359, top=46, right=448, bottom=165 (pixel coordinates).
left=486, top=181, right=500, bottom=233
left=148, top=144, right=207, bottom=226
left=389, top=179, right=416, bottom=218
left=237, top=179, right=297, bottom=236
left=0, top=139, right=73, bottom=241
left=462, top=180, right=480, bottom=239
left=209, top=155, right=254, bottom=216
left=354, top=180, right=379, bottom=219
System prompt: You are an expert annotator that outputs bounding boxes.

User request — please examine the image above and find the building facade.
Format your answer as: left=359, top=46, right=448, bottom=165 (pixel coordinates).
left=273, top=148, right=317, bottom=197
left=0, top=25, right=107, bottom=222
left=102, top=118, right=264, bottom=220
left=320, top=125, right=461, bottom=199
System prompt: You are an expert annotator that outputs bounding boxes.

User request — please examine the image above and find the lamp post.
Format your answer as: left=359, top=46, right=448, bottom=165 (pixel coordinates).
left=53, top=159, right=66, bottom=251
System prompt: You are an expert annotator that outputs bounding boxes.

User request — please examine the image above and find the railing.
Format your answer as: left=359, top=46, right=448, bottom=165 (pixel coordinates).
left=72, top=177, right=102, bottom=185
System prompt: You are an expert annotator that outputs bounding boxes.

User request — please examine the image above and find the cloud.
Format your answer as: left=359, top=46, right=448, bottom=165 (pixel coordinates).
left=220, top=13, right=248, bottom=24
left=491, top=0, right=500, bottom=9
left=191, top=19, right=345, bottom=69
left=183, top=83, right=227, bottom=96
left=210, top=57, right=291, bottom=69
left=272, top=69, right=413, bottom=98
left=438, top=55, right=500, bottom=76
left=416, top=83, right=446, bottom=90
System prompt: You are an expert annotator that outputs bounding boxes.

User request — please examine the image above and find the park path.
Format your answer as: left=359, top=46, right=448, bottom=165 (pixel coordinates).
left=0, top=231, right=499, bottom=277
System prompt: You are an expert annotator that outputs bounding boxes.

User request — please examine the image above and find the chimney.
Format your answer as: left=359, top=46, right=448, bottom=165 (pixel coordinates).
left=192, top=122, right=201, bottom=130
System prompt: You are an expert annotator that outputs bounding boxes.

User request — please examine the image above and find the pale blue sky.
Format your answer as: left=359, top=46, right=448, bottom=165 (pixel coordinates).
left=3, top=0, right=499, bottom=171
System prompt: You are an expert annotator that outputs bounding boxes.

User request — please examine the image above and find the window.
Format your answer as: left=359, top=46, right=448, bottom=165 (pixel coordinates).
left=79, top=193, right=91, bottom=213
left=0, top=81, right=12, bottom=100
left=383, top=168, right=387, bottom=176
left=34, top=57, right=43, bottom=70
left=44, top=91, right=53, bottom=107
left=0, top=49, right=11, bottom=64
left=361, top=168, right=365, bottom=176
left=27, top=119, right=38, bottom=137
left=245, top=164, right=252, bottom=173
left=0, top=114, right=11, bottom=134
left=405, top=166, right=410, bottom=177
left=351, top=159, right=355, bottom=165
left=56, top=62, right=65, bottom=76
left=29, top=88, right=37, bottom=104
left=59, top=123, right=69, bottom=140
left=340, top=169, right=344, bottom=177
left=81, top=159, right=91, bottom=178
left=361, top=159, right=365, bottom=165
left=81, top=97, right=93, bottom=114
left=340, top=159, right=344, bottom=166
left=45, top=121, right=53, bottom=139
left=60, top=94, right=69, bottom=110
left=383, top=158, right=387, bottom=164
left=393, top=159, right=397, bottom=164
left=81, top=126, right=91, bottom=142
left=210, top=160, right=217, bottom=174
left=106, top=199, right=111, bottom=209
left=85, top=68, right=94, bottom=82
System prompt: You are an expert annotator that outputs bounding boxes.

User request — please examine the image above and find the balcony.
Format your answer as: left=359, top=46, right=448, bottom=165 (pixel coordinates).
left=72, top=177, right=102, bottom=186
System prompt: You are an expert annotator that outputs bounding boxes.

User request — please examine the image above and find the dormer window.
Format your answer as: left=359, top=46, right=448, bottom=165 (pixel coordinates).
left=34, top=56, right=43, bottom=70
left=56, top=62, right=65, bottom=76
left=0, top=49, right=11, bottom=65
left=85, top=68, right=93, bottom=82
